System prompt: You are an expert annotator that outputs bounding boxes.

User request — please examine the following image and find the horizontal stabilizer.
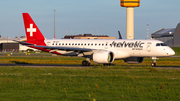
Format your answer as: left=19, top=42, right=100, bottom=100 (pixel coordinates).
left=13, top=40, right=34, bottom=46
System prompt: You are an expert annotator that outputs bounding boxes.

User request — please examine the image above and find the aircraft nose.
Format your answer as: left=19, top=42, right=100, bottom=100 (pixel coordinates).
left=170, top=50, right=175, bottom=55
left=167, top=48, right=175, bottom=56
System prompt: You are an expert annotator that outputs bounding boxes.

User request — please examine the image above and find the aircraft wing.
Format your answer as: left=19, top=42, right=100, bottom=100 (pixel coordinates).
left=35, top=46, right=93, bottom=52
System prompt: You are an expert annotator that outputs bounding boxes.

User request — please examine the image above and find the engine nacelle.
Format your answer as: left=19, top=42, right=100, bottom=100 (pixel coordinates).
left=123, top=57, right=144, bottom=64
left=93, top=51, right=114, bottom=64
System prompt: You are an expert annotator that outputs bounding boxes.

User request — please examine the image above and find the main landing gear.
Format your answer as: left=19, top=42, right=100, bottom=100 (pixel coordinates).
left=82, top=58, right=90, bottom=66
left=151, top=57, right=157, bottom=67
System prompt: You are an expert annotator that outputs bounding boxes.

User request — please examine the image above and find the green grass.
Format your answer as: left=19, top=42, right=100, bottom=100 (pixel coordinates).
left=0, top=66, right=179, bottom=100
left=1, top=56, right=180, bottom=67
left=0, top=55, right=178, bottom=70
left=0, top=50, right=179, bottom=100
left=172, top=47, right=180, bottom=55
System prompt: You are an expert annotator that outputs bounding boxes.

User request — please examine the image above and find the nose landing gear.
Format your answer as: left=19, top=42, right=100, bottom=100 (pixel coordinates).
left=151, top=62, right=156, bottom=67
left=151, top=57, right=157, bottom=67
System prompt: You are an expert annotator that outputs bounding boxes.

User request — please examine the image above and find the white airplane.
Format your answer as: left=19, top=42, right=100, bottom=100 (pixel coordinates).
left=16, top=13, right=175, bottom=67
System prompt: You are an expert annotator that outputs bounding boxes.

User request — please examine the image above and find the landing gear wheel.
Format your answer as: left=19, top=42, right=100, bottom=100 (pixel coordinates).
left=82, top=60, right=90, bottom=66
left=151, top=63, right=156, bottom=67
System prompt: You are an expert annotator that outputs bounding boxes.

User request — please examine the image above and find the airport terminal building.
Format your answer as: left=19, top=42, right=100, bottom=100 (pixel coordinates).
left=151, top=23, right=180, bottom=47
left=0, top=37, right=36, bottom=52
left=64, top=34, right=116, bottom=39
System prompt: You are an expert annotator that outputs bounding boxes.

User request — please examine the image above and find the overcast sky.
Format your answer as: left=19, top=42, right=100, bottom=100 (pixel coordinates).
left=0, top=0, right=180, bottom=39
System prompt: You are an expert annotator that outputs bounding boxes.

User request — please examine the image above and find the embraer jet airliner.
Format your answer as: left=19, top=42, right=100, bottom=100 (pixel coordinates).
left=16, top=13, right=175, bottom=66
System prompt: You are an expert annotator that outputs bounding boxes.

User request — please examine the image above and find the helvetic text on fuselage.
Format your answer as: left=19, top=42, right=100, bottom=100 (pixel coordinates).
left=110, top=41, right=145, bottom=50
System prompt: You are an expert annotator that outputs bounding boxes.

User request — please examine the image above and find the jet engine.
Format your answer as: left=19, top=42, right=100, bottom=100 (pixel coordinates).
left=92, top=51, right=114, bottom=64
left=123, top=57, right=144, bottom=64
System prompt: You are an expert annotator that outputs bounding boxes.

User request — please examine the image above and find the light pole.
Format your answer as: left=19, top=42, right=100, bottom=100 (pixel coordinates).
left=53, top=10, right=56, bottom=39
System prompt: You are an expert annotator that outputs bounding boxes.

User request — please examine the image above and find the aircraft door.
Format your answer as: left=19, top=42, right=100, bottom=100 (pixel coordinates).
left=147, top=42, right=151, bottom=52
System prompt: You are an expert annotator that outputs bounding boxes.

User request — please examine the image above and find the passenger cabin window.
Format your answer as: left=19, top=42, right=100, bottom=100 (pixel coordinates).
left=156, top=43, right=167, bottom=46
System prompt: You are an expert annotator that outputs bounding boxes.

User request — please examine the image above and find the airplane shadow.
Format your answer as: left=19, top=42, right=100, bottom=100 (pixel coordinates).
left=12, top=61, right=32, bottom=64
left=0, top=61, right=179, bottom=68
left=0, top=61, right=85, bottom=67
left=155, top=66, right=180, bottom=69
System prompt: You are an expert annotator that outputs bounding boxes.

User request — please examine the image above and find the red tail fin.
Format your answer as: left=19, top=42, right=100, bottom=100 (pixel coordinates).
left=22, top=13, right=46, bottom=45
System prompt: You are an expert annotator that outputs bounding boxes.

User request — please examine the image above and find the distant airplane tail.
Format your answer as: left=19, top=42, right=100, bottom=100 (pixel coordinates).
left=22, top=13, right=46, bottom=45
left=118, top=31, right=122, bottom=39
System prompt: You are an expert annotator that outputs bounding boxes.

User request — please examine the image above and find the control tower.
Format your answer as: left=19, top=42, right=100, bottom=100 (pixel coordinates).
left=120, top=0, right=140, bottom=39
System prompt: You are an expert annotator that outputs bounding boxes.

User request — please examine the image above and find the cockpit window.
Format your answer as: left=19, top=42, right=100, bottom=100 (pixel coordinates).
left=161, top=43, right=167, bottom=46
left=156, top=43, right=167, bottom=46
left=156, top=43, right=160, bottom=46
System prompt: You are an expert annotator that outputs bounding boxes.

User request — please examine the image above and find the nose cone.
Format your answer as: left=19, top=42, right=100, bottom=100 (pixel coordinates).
left=167, top=48, right=175, bottom=56
left=170, top=50, right=175, bottom=55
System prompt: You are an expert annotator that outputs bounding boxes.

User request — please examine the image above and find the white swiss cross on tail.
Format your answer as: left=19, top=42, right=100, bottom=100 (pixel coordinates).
left=27, top=24, right=36, bottom=37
